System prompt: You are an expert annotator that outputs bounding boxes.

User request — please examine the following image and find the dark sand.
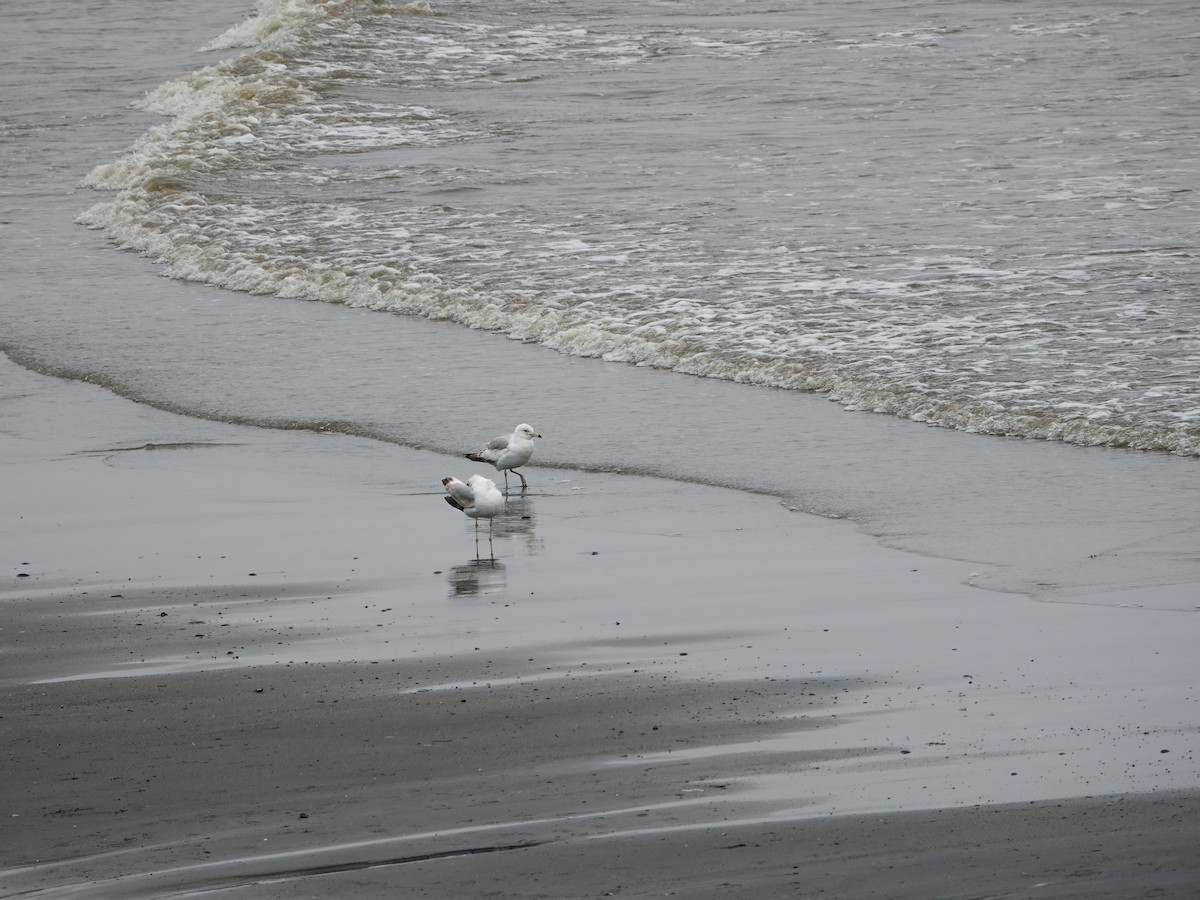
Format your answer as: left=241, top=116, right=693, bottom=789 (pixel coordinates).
left=3, top=359, right=1199, bottom=898
left=5, top=653, right=1199, bottom=899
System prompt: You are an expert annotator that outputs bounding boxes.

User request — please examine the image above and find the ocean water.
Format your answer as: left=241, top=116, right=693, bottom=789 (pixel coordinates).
left=77, top=0, right=1200, bottom=453
left=3, top=0, right=1200, bottom=607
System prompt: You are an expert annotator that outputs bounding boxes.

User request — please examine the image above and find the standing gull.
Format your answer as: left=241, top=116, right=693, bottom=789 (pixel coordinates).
left=442, top=474, right=505, bottom=557
left=464, top=423, right=542, bottom=491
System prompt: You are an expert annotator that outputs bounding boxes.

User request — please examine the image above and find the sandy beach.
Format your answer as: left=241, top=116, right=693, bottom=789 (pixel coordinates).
left=3, top=355, right=1198, bottom=898
left=3, top=0, right=1199, bottom=895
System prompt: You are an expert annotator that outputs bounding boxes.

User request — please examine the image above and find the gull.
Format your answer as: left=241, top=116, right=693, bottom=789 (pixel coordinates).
left=464, top=423, right=542, bottom=491
left=442, top=474, right=505, bottom=557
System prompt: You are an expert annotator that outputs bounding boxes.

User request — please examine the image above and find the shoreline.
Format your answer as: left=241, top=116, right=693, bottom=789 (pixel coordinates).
left=4, top=0, right=1199, bottom=892
left=3, top=355, right=1200, bottom=897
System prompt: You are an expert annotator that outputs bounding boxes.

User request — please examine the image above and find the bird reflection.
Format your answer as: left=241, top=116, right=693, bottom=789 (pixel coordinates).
left=448, top=558, right=507, bottom=597
left=494, top=492, right=543, bottom=555
left=441, top=493, right=543, bottom=596
left=443, top=495, right=543, bottom=597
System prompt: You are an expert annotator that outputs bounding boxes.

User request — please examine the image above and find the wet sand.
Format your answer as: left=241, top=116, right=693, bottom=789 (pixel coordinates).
left=3, top=357, right=1199, bottom=898
left=5, top=657, right=1199, bottom=899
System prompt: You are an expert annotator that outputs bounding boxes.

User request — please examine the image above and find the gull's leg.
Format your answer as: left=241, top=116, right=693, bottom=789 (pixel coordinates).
left=488, top=518, right=495, bottom=560
left=515, top=468, right=528, bottom=490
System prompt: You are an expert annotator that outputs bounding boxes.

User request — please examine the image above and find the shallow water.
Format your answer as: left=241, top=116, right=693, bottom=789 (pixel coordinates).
left=2, top=0, right=1199, bottom=608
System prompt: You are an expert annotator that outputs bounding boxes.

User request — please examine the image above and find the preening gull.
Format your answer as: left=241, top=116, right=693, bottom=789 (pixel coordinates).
left=464, top=423, right=542, bottom=491
left=442, top=474, right=505, bottom=556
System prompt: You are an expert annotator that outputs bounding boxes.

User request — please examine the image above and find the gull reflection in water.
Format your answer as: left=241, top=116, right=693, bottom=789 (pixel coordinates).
left=444, top=494, right=541, bottom=597
left=448, top=558, right=507, bottom=597
left=494, top=492, right=542, bottom=555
